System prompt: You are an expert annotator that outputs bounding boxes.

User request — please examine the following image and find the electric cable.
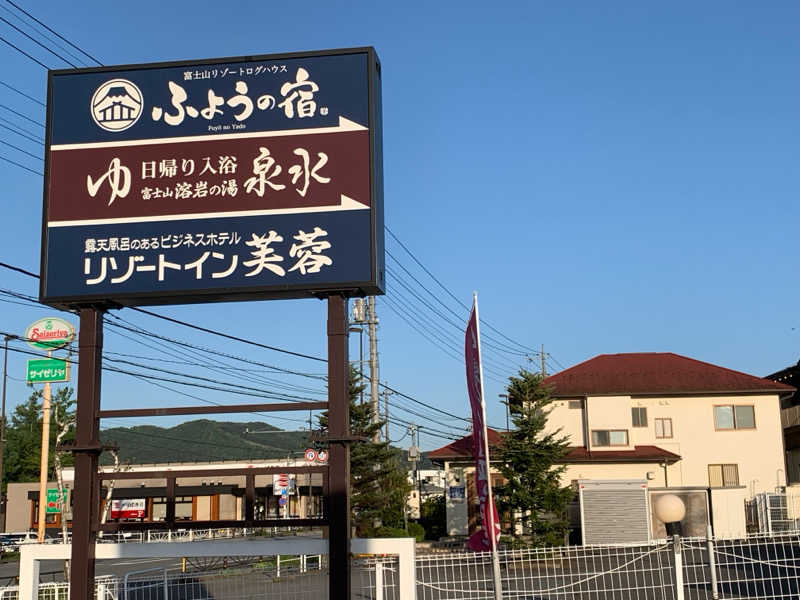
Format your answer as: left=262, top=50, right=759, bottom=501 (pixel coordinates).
left=0, top=153, right=40, bottom=175
left=0, top=16, right=78, bottom=67
left=0, top=33, right=51, bottom=68
left=5, top=0, right=103, bottom=66
left=0, top=103, right=44, bottom=128
left=0, top=80, right=45, bottom=106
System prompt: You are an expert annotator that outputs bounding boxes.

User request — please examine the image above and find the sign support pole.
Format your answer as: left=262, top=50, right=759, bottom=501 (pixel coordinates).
left=327, top=295, right=351, bottom=599
left=70, top=308, right=104, bottom=600
left=36, top=350, right=52, bottom=543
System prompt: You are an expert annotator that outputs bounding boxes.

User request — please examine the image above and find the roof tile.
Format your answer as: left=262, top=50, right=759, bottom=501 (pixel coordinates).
left=427, top=429, right=680, bottom=463
left=543, top=352, right=795, bottom=397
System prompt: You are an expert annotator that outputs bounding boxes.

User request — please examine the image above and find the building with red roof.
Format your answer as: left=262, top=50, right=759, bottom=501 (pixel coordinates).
left=429, top=352, right=794, bottom=540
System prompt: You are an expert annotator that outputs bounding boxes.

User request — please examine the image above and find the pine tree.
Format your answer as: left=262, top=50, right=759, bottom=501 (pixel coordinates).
left=496, top=370, right=573, bottom=546
left=318, top=368, right=412, bottom=537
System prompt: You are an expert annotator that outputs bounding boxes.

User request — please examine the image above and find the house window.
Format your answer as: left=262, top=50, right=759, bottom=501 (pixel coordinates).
left=714, top=405, right=755, bottom=430
left=708, top=464, right=739, bottom=487
left=591, top=430, right=628, bottom=447
left=655, top=418, right=673, bottom=439
left=632, top=407, right=647, bottom=427
left=568, top=400, right=583, bottom=409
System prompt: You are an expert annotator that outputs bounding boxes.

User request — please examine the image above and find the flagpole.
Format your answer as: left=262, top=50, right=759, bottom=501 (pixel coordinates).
left=473, top=292, right=503, bottom=600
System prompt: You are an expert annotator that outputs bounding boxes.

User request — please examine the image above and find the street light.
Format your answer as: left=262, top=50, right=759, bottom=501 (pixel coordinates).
left=654, top=493, right=687, bottom=595
left=654, top=493, right=685, bottom=536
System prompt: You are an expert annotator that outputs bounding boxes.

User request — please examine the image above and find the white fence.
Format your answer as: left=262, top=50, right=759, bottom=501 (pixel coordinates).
left=11, top=537, right=414, bottom=600
left=4, top=531, right=800, bottom=599
left=416, top=531, right=800, bottom=599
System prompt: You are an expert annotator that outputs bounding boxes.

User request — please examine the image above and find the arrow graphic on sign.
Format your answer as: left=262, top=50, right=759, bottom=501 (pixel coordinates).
left=47, top=115, right=372, bottom=227
left=50, top=117, right=368, bottom=151
left=48, top=193, right=369, bottom=227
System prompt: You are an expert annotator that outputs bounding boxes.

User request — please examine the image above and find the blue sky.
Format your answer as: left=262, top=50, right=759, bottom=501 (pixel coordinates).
left=0, top=1, right=797, bottom=451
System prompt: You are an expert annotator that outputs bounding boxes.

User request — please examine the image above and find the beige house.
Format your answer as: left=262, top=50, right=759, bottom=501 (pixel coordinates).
left=430, top=352, right=795, bottom=538
left=545, top=352, right=794, bottom=493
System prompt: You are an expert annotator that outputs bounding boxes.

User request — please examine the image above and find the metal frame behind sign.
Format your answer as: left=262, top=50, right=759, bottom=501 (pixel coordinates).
left=40, top=47, right=384, bottom=309
left=68, top=299, right=354, bottom=600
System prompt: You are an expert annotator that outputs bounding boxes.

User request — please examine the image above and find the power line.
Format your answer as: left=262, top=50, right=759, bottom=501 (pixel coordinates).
left=0, top=80, right=45, bottom=106
left=0, top=117, right=44, bottom=144
left=0, top=32, right=51, bottom=68
left=0, top=15, right=78, bottom=67
left=0, top=103, right=44, bottom=128
left=383, top=278, right=520, bottom=377
left=4, top=0, right=103, bottom=66
left=130, top=307, right=326, bottom=363
left=104, top=315, right=326, bottom=380
left=0, top=137, right=41, bottom=161
left=0, top=262, right=40, bottom=279
left=103, top=355, right=318, bottom=404
left=0, top=4, right=89, bottom=68
left=381, top=294, right=508, bottom=384
left=386, top=256, right=527, bottom=359
left=0, top=153, right=40, bottom=175
left=103, top=350, right=326, bottom=397
left=386, top=225, right=543, bottom=356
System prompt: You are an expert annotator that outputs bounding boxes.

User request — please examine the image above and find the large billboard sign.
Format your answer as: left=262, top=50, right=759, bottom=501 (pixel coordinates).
left=41, top=48, right=384, bottom=309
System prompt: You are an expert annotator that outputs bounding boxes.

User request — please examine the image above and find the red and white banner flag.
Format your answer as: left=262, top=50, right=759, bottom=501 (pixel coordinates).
left=465, top=296, right=501, bottom=552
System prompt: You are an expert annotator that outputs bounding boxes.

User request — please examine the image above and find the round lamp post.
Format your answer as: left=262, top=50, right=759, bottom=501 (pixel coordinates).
left=655, top=493, right=687, bottom=599
left=654, top=493, right=686, bottom=536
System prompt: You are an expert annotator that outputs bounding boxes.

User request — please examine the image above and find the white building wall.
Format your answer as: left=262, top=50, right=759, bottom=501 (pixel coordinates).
left=586, top=396, right=635, bottom=450
left=546, top=400, right=585, bottom=446
left=549, top=393, right=785, bottom=495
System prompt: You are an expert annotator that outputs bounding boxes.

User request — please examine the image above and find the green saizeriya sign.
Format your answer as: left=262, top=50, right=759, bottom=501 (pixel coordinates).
left=46, top=489, right=67, bottom=514
left=26, top=358, right=69, bottom=383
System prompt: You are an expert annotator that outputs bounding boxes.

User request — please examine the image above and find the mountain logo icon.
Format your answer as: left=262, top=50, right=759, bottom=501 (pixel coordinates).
left=90, top=79, right=143, bottom=132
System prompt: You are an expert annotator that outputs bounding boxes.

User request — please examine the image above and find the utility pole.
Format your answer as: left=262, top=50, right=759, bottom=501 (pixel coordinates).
left=383, top=385, right=390, bottom=442
left=415, top=426, right=423, bottom=514
left=499, top=394, right=510, bottom=431
left=349, top=299, right=366, bottom=405
left=37, top=350, right=52, bottom=543
left=408, top=425, right=421, bottom=519
left=368, top=296, right=380, bottom=440
left=0, top=334, right=16, bottom=531
left=541, top=343, right=547, bottom=377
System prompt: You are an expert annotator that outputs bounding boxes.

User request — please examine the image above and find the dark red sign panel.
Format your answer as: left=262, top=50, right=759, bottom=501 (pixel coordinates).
left=48, top=124, right=370, bottom=223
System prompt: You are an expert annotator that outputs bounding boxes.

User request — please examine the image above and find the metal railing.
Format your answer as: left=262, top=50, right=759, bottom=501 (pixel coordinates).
left=8, top=530, right=800, bottom=599
left=416, top=531, right=800, bottom=599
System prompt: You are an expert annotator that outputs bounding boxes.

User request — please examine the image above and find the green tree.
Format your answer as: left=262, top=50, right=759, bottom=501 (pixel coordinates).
left=495, top=370, right=573, bottom=546
left=419, top=495, right=446, bottom=541
left=319, top=368, right=412, bottom=537
left=3, top=387, right=75, bottom=487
